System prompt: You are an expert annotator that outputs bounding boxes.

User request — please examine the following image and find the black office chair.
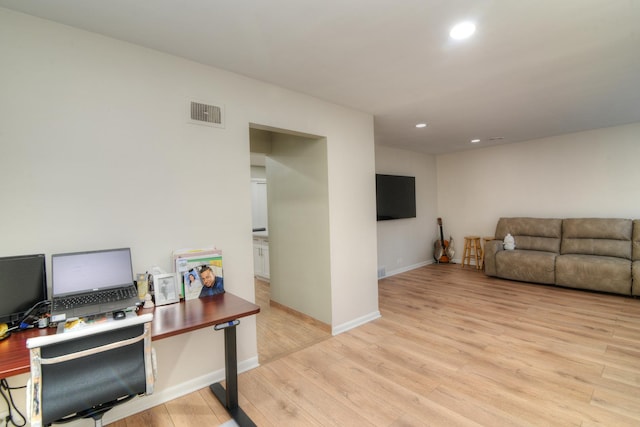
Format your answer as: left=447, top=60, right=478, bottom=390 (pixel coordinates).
left=26, top=313, right=155, bottom=427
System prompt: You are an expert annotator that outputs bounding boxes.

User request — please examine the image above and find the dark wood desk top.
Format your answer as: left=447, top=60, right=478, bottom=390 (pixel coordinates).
left=139, top=292, right=260, bottom=340
left=0, top=292, right=260, bottom=379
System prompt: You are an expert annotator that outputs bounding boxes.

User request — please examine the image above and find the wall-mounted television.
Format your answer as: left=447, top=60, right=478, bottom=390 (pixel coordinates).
left=376, top=174, right=416, bottom=221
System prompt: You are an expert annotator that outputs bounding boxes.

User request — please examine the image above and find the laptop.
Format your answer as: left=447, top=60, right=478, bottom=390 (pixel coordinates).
left=50, top=248, right=140, bottom=323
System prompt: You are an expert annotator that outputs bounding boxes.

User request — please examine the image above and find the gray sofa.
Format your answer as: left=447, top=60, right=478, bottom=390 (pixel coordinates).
left=484, top=217, right=640, bottom=296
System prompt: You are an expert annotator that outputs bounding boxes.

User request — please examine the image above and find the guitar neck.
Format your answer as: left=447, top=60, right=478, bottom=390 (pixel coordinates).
left=437, top=218, right=445, bottom=244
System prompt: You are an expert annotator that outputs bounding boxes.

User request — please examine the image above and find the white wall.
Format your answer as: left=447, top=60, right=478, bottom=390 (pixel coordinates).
left=375, top=122, right=640, bottom=274
left=0, top=8, right=378, bottom=422
left=437, top=122, right=640, bottom=257
left=267, top=134, right=332, bottom=324
left=250, top=166, right=267, bottom=180
left=375, top=146, right=438, bottom=276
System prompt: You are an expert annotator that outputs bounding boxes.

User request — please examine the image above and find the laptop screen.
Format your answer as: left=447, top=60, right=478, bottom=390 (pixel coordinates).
left=52, top=248, right=134, bottom=296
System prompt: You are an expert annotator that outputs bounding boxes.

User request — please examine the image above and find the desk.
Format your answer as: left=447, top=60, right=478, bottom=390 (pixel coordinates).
left=0, top=292, right=260, bottom=426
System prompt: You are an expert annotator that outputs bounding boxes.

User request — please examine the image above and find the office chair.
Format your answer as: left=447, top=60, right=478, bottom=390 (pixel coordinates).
left=26, top=313, right=155, bottom=427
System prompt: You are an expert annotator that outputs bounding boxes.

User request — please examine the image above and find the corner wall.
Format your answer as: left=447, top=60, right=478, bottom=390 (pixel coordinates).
left=267, top=134, right=332, bottom=325
left=375, top=146, right=438, bottom=276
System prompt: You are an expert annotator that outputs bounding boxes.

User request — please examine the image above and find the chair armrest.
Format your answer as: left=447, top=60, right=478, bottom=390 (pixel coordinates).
left=484, top=240, right=503, bottom=276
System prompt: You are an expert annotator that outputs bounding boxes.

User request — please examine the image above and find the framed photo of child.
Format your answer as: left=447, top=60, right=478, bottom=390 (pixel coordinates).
left=153, top=273, right=180, bottom=306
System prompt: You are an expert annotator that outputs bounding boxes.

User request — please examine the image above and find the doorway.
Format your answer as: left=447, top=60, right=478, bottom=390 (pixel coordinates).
left=249, top=126, right=332, bottom=363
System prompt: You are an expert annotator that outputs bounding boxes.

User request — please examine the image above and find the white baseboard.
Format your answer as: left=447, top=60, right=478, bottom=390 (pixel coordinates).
left=381, top=260, right=432, bottom=278
left=103, top=356, right=260, bottom=425
left=332, top=310, right=381, bottom=336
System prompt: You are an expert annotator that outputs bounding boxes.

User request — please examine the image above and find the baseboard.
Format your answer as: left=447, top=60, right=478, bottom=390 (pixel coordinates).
left=104, top=356, right=260, bottom=424
left=332, top=310, right=381, bottom=336
left=382, top=260, right=432, bottom=278
left=270, top=299, right=332, bottom=333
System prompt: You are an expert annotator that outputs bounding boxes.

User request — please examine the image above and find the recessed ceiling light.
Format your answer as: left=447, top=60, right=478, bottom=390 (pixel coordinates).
left=416, top=123, right=427, bottom=128
left=450, top=21, right=476, bottom=40
left=470, top=139, right=481, bottom=143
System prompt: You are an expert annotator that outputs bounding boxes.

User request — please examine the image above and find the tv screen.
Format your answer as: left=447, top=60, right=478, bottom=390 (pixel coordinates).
left=0, top=254, right=47, bottom=327
left=376, top=174, right=416, bottom=221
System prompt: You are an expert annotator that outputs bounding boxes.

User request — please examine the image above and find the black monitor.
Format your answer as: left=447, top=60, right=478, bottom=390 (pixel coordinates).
left=0, top=254, right=47, bottom=327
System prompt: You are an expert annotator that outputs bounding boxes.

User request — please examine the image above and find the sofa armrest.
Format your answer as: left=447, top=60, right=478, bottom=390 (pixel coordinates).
left=484, top=239, right=503, bottom=276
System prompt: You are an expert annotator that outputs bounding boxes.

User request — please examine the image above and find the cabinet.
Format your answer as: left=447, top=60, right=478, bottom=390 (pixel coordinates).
left=253, top=236, right=270, bottom=280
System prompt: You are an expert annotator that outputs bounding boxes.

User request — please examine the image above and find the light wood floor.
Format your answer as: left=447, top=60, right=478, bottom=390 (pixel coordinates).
left=255, top=278, right=331, bottom=364
left=111, top=265, right=640, bottom=426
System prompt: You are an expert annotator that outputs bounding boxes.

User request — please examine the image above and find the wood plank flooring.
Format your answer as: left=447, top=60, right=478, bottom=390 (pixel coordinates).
left=255, top=278, right=331, bottom=364
left=111, top=265, right=640, bottom=426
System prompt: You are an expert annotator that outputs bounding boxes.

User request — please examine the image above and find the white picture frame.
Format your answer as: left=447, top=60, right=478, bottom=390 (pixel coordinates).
left=153, top=273, right=180, bottom=306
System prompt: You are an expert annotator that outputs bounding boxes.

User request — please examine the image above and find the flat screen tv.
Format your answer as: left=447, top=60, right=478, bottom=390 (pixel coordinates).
left=0, top=253, right=47, bottom=327
left=376, top=174, right=416, bottom=221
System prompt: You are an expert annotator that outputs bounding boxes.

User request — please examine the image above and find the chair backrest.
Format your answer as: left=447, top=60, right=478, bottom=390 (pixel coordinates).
left=26, top=313, right=154, bottom=427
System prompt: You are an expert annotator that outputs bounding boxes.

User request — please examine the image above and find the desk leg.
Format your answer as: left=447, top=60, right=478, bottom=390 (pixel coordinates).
left=210, top=323, right=256, bottom=427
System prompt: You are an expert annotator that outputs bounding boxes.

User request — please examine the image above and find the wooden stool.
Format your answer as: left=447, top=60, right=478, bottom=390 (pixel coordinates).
left=462, top=236, right=482, bottom=269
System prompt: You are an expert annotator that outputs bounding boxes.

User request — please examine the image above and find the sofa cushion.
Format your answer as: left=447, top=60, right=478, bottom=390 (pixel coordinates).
left=495, top=217, right=562, bottom=253
left=556, top=254, right=631, bottom=295
left=496, top=249, right=557, bottom=284
left=561, top=218, right=632, bottom=259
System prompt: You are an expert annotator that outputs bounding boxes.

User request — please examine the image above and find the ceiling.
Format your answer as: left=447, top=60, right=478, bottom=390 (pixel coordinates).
left=2, top=0, right=639, bottom=154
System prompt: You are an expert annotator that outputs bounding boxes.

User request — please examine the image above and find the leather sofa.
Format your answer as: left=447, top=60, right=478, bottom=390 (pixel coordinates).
left=484, top=217, right=640, bottom=296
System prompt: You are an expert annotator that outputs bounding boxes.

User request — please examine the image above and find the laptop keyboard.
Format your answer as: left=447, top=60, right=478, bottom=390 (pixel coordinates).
left=53, top=287, right=137, bottom=311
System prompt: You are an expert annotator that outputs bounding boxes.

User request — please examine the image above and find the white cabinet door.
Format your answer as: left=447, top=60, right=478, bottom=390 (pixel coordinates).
left=262, top=242, right=270, bottom=278
left=253, top=238, right=263, bottom=276
left=253, top=236, right=270, bottom=280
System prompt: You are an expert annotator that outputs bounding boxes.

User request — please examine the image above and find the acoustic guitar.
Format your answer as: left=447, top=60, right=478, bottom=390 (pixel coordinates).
left=434, top=218, right=455, bottom=263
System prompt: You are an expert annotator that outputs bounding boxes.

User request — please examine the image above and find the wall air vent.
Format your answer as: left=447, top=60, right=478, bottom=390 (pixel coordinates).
left=189, top=100, right=225, bottom=128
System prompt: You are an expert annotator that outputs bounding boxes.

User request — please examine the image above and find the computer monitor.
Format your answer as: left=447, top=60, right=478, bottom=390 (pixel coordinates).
left=0, top=254, right=47, bottom=327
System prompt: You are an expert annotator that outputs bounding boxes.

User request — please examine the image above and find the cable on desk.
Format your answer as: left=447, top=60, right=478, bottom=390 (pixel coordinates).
left=0, top=379, right=26, bottom=427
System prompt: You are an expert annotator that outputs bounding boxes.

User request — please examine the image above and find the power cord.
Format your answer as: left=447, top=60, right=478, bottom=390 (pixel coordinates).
left=2, top=300, right=52, bottom=340
left=0, top=379, right=26, bottom=427
left=18, top=300, right=51, bottom=330
left=0, top=301, right=51, bottom=426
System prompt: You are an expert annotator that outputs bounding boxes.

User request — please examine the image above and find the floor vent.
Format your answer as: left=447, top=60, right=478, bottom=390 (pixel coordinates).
left=189, top=100, right=224, bottom=128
